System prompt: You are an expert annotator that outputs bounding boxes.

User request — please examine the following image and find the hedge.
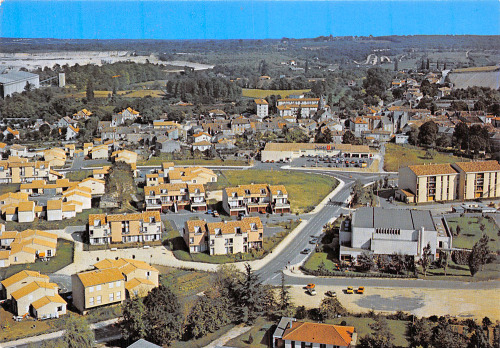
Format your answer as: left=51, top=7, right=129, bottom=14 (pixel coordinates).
left=300, top=267, right=417, bottom=279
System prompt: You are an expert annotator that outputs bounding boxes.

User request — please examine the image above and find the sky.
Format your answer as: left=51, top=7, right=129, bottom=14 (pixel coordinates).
left=0, top=0, right=499, bottom=40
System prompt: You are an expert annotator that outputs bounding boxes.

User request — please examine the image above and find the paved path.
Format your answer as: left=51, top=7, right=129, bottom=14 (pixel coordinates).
left=0, top=318, right=119, bottom=348
left=202, top=324, right=251, bottom=348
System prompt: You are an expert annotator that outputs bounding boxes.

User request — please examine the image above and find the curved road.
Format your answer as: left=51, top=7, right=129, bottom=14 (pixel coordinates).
left=256, top=169, right=500, bottom=291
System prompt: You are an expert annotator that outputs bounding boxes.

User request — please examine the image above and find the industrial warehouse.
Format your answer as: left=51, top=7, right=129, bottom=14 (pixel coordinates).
left=0, top=70, right=40, bottom=98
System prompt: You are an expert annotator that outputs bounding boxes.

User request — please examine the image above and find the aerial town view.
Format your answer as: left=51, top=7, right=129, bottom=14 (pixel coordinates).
left=0, top=0, right=499, bottom=347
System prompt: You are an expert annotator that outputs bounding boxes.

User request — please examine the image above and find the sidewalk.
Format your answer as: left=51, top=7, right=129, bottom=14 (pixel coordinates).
left=202, top=324, right=251, bottom=348
left=0, top=318, right=119, bottom=348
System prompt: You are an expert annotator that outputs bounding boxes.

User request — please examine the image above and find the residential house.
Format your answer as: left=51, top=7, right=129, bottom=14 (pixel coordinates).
left=111, top=150, right=138, bottom=166
left=350, top=117, right=369, bottom=137
left=222, top=184, right=290, bottom=216
left=193, top=132, right=212, bottom=143
left=113, top=107, right=140, bottom=126
left=78, top=177, right=106, bottom=196
left=0, top=158, right=58, bottom=184
left=93, top=166, right=111, bottom=180
left=66, top=124, right=79, bottom=140
left=156, top=137, right=181, bottom=153
left=71, top=268, right=125, bottom=314
left=89, top=145, right=109, bottom=159
left=11, top=281, right=65, bottom=319
left=0, top=270, right=49, bottom=300
left=73, top=109, right=92, bottom=120
left=1, top=229, right=58, bottom=264
left=167, top=167, right=217, bottom=185
left=231, top=117, right=253, bottom=135
left=339, top=207, right=452, bottom=261
left=183, top=217, right=263, bottom=255
left=88, top=211, right=162, bottom=245
left=4, top=127, right=20, bottom=140
left=44, top=148, right=66, bottom=167
left=10, top=144, right=28, bottom=157
left=93, top=258, right=159, bottom=298
left=272, top=317, right=357, bottom=348
left=192, top=141, right=212, bottom=152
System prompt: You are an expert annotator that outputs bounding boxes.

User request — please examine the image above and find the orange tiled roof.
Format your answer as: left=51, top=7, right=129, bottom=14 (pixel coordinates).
left=408, top=163, right=458, bottom=176
left=453, top=161, right=500, bottom=173
left=282, top=322, right=355, bottom=346
left=76, top=268, right=124, bottom=287
left=1, top=270, right=49, bottom=288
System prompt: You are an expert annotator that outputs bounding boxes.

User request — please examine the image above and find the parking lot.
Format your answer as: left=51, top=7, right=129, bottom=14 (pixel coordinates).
left=291, top=154, right=374, bottom=169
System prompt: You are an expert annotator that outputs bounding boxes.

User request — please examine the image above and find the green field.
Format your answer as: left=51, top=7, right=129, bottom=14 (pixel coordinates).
left=0, top=239, right=74, bottom=279
left=242, top=88, right=311, bottom=98
left=208, top=170, right=338, bottom=213
left=383, top=143, right=464, bottom=172
left=303, top=252, right=340, bottom=272
left=445, top=216, right=499, bottom=250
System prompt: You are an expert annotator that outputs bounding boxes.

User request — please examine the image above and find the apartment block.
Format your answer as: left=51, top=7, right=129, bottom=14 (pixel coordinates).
left=222, top=184, right=290, bottom=216
left=88, top=211, right=162, bottom=245
left=183, top=217, right=263, bottom=255
left=71, top=268, right=125, bottom=314
left=397, top=161, right=500, bottom=203
left=144, top=183, right=207, bottom=212
left=0, top=158, right=61, bottom=184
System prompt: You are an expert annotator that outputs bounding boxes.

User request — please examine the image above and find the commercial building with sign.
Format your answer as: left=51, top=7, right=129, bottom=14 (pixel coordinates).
left=261, top=143, right=371, bottom=163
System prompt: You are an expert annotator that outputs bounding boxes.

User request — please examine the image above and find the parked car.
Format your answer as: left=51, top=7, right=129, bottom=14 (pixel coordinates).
left=206, top=210, right=213, bottom=215
left=212, top=211, right=219, bottom=217
left=306, top=283, right=316, bottom=295
left=301, top=248, right=311, bottom=254
left=346, top=286, right=354, bottom=294
left=32, top=193, right=41, bottom=197
left=357, top=286, right=365, bottom=294
left=309, top=238, right=318, bottom=244
left=325, top=290, right=337, bottom=298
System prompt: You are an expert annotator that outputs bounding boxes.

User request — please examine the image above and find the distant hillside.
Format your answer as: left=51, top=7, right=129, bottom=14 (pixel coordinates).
left=449, top=66, right=500, bottom=90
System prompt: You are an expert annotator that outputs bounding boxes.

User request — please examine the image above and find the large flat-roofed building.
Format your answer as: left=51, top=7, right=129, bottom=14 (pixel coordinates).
left=339, top=207, right=452, bottom=261
left=397, top=161, right=500, bottom=203
left=0, top=71, right=40, bottom=98
left=261, top=143, right=371, bottom=163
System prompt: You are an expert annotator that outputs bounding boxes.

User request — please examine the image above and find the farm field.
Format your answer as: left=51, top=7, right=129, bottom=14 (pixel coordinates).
left=242, top=88, right=311, bottom=98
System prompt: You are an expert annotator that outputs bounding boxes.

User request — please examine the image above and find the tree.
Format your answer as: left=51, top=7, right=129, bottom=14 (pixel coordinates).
left=351, top=179, right=364, bottom=206
left=418, top=120, right=439, bottom=147
left=419, top=243, right=432, bottom=277
left=143, top=285, right=183, bottom=345
left=105, top=162, right=139, bottom=211
left=24, top=81, right=33, bottom=92
left=408, top=126, right=419, bottom=146
left=426, top=58, right=430, bottom=70
left=406, top=317, right=432, bottom=348
left=233, top=264, right=266, bottom=324
left=453, top=122, right=470, bottom=150
left=431, top=320, right=467, bottom=348
left=436, top=135, right=451, bottom=148
left=86, top=77, right=95, bottom=102
left=358, top=317, right=394, bottom=348
left=278, top=272, right=293, bottom=316
left=186, top=289, right=232, bottom=339
left=342, top=130, right=356, bottom=144
left=356, top=252, right=375, bottom=271
left=469, top=234, right=491, bottom=276
left=39, top=124, right=51, bottom=138
left=456, top=225, right=462, bottom=236
left=121, top=297, right=148, bottom=344
left=363, top=67, right=392, bottom=98
left=319, top=297, right=347, bottom=319
left=62, top=316, right=95, bottom=348
left=468, top=322, right=492, bottom=348
left=440, top=251, right=450, bottom=276
left=394, top=58, right=399, bottom=72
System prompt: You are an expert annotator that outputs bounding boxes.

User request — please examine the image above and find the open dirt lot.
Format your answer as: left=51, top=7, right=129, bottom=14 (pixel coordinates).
left=290, top=285, right=500, bottom=320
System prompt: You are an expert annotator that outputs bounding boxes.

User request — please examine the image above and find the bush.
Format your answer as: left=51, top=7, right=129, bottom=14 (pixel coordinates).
left=452, top=249, right=471, bottom=265
left=300, top=267, right=416, bottom=279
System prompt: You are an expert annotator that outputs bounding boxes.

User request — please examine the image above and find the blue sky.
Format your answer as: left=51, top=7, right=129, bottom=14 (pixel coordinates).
left=0, top=1, right=499, bottom=39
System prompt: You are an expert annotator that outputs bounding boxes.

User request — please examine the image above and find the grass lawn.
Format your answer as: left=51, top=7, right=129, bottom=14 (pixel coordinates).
left=0, top=239, right=74, bottom=279
left=445, top=216, right=499, bottom=249
left=0, top=184, right=20, bottom=195
left=242, top=88, right=311, bottom=98
left=208, top=170, right=338, bottom=213
left=4, top=208, right=104, bottom=231
left=303, top=252, right=340, bottom=272
left=226, top=317, right=273, bottom=348
left=65, top=169, right=92, bottom=181
left=326, top=317, right=410, bottom=348
left=383, top=143, right=464, bottom=172
left=167, top=219, right=300, bottom=264
left=420, top=260, right=500, bottom=281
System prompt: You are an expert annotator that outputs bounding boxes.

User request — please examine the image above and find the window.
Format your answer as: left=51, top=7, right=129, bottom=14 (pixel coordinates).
left=94, top=219, right=101, bottom=227
left=89, top=297, right=94, bottom=305
left=190, top=237, right=194, bottom=243
left=116, top=281, right=121, bottom=287
left=97, top=295, right=101, bottom=304
left=96, top=285, right=101, bottom=291
left=89, top=286, right=94, bottom=293
left=133, top=290, right=138, bottom=296
left=109, top=293, right=114, bottom=302
left=116, top=291, right=121, bottom=300
left=57, top=306, right=63, bottom=312
left=109, top=282, right=114, bottom=289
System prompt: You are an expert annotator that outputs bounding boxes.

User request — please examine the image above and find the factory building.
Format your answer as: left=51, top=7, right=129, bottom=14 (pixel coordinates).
left=0, top=71, right=40, bottom=98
